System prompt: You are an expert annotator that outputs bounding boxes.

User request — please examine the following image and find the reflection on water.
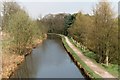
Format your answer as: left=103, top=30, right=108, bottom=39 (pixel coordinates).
left=11, top=38, right=85, bottom=78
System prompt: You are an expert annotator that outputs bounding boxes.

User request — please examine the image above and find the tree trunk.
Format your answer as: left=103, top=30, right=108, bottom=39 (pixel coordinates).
left=105, top=48, right=109, bottom=66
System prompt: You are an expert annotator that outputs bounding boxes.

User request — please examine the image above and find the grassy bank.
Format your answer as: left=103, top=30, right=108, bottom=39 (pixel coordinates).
left=60, top=35, right=102, bottom=79
left=68, top=37, right=119, bottom=78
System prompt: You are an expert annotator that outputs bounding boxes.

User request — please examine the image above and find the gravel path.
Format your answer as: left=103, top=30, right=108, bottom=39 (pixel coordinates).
left=65, top=36, right=116, bottom=78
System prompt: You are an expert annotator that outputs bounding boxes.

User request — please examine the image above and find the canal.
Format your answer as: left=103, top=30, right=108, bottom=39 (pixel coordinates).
left=11, top=36, right=85, bottom=78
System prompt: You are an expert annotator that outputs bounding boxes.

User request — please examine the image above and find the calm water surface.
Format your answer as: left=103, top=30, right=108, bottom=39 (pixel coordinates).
left=11, top=38, right=85, bottom=78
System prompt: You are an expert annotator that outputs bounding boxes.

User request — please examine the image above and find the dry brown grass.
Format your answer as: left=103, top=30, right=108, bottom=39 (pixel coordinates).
left=2, top=52, right=24, bottom=78
left=1, top=33, right=46, bottom=78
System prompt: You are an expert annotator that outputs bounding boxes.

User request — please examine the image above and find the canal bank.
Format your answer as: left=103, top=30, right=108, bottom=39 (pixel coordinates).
left=60, top=35, right=101, bottom=79
left=60, top=34, right=116, bottom=79
left=2, top=34, right=47, bottom=79
left=61, top=37, right=91, bottom=79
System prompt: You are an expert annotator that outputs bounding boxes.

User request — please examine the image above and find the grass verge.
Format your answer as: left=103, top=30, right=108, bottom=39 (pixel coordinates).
left=61, top=35, right=102, bottom=79
left=68, top=36, right=119, bottom=78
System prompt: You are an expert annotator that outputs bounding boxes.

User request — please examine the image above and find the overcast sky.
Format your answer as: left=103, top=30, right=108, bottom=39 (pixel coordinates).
left=1, top=0, right=119, bottom=19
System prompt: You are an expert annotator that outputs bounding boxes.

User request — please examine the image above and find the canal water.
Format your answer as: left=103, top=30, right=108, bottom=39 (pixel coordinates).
left=11, top=36, right=85, bottom=78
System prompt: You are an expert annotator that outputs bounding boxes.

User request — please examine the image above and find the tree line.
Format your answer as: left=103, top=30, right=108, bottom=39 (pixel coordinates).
left=40, top=1, right=119, bottom=65
left=2, top=1, right=46, bottom=55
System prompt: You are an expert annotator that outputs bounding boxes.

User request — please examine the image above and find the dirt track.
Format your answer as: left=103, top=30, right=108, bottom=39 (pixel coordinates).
left=65, top=36, right=116, bottom=78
